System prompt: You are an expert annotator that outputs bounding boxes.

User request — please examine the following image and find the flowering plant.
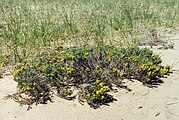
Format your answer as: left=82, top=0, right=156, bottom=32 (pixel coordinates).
left=13, top=45, right=170, bottom=109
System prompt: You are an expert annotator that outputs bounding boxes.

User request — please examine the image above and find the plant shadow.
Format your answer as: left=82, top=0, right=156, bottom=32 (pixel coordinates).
left=88, top=95, right=117, bottom=109
left=146, top=79, right=164, bottom=88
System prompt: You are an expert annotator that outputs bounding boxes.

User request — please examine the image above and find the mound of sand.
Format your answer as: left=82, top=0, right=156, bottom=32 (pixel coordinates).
left=0, top=35, right=179, bottom=120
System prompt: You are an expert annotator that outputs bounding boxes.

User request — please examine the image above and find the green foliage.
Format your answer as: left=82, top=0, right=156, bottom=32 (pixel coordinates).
left=78, top=80, right=115, bottom=109
left=13, top=45, right=170, bottom=108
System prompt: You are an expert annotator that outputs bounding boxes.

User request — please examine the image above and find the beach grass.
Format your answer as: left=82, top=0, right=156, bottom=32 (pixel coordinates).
left=0, top=0, right=179, bottom=67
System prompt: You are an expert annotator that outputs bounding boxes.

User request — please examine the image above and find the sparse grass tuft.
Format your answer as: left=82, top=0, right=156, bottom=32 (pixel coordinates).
left=0, top=0, right=179, bottom=65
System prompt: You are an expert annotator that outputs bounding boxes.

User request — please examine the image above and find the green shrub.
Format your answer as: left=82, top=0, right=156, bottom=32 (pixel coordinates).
left=13, top=45, right=170, bottom=108
left=78, top=80, right=115, bottom=109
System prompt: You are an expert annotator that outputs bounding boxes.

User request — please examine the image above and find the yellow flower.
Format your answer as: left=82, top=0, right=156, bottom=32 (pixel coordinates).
left=67, top=67, right=74, bottom=73
left=65, top=63, right=68, bottom=67
left=120, top=54, right=125, bottom=58
left=19, top=86, right=31, bottom=92
left=25, top=86, right=31, bottom=91
left=101, top=95, right=105, bottom=99
left=60, top=67, right=65, bottom=71
left=79, top=90, right=83, bottom=93
left=39, top=65, right=46, bottom=71
left=85, top=67, right=90, bottom=71
left=139, top=64, right=148, bottom=70
left=13, top=69, right=21, bottom=77
left=131, top=56, right=138, bottom=62
left=103, top=86, right=110, bottom=91
left=60, top=58, right=64, bottom=61
left=99, top=83, right=104, bottom=87
left=55, top=50, right=58, bottom=54
left=67, top=89, right=72, bottom=95
left=106, top=51, right=112, bottom=55
left=147, top=78, right=150, bottom=82
left=50, top=73, right=54, bottom=76
left=96, top=90, right=100, bottom=95
left=139, top=64, right=145, bottom=69
left=86, top=93, right=90, bottom=98
left=154, top=66, right=160, bottom=71
left=19, top=89, right=23, bottom=93
left=95, top=79, right=100, bottom=84
left=125, top=62, right=128, bottom=66
left=67, top=53, right=75, bottom=59
left=99, top=89, right=103, bottom=93
left=21, top=65, right=27, bottom=70
left=112, top=68, right=118, bottom=72
left=119, top=73, right=123, bottom=78
left=70, top=55, right=75, bottom=59
left=95, top=65, right=99, bottom=69
left=147, top=71, right=151, bottom=76
left=160, top=67, right=168, bottom=75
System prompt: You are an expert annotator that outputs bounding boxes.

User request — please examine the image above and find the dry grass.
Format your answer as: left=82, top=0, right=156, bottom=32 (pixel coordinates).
left=0, top=0, right=179, bottom=68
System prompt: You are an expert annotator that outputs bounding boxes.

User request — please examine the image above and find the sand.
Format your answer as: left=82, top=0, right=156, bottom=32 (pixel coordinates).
left=0, top=35, right=179, bottom=120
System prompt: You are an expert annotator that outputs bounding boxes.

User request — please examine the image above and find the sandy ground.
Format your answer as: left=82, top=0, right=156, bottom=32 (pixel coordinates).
left=0, top=35, right=179, bottom=120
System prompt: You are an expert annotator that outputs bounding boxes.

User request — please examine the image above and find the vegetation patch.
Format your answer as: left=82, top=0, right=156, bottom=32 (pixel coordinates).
left=1, top=0, right=179, bottom=67
left=13, top=45, right=170, bottom=109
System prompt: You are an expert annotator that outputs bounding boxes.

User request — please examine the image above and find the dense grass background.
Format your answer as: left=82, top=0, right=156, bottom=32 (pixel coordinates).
left=0, top=0, right=179, bottom=68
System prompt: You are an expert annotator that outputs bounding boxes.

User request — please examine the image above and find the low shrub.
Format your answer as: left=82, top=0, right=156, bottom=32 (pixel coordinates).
left=13, top=45, right=170, bottom=108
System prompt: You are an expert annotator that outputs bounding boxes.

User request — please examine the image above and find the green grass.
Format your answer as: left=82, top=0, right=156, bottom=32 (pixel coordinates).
left=0, top=0, right=179, bottom=67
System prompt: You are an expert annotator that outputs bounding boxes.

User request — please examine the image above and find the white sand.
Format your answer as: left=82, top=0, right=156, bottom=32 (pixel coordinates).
left=0, top=35, right=179, bottom=120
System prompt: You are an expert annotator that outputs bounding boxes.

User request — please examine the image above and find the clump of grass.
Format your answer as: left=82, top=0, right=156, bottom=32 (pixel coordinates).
left=13, top=45, right=170, bottom=109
